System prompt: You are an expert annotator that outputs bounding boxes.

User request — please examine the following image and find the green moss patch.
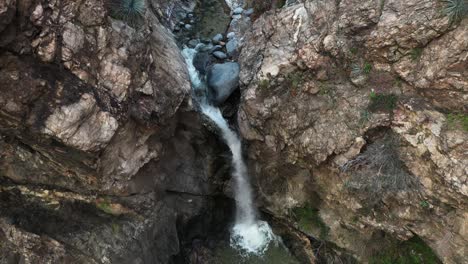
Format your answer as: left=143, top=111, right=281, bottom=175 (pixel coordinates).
left=292, top=204, right=329, bottom=239
left=446, top=113, right=468, bottom=132
left=370, top=236, right=441, bottom=264
left=368, top=92, right=398, bottom=112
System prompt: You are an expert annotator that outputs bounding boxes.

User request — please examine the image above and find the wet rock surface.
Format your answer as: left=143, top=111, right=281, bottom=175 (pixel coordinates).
left=0, top=0, right=466, bottom=263
left=207, top=62, right=241, bottom=105
left=0, top=0, right=232, bottom=263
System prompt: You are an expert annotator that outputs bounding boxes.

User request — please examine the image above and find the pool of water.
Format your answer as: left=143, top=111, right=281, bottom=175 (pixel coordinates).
left=213, top=240, right=301, bottom=264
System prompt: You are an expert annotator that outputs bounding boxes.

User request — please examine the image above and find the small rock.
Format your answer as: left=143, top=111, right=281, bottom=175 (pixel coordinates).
left=233, top=7, right=244, bottom=15
left=187, top=13, right=194, bottom=19
left=212, top=33, right=223, bottom=43
left=188, top=39, right=200, bottom=48
left=226, top=38, right=238, bottom=56
left=199, top=43, right=214, bottom=52
left=174, top=26, right=180, bottom=32
left=219, top=41, right=226, bottom=46
left=184, top=24, right=192, bottom=30
left=212, top=51, right=227, bottom=60
left=243, top=8, right=254, bottom=16
left=190, top=19, right=195, bottom=24
left=232, top=14, right=242, bottom=20
left=211, top=45, right=223, bottom=52
left=201, top=37, right=212, bottom=44
left=179, top=21, right=185, bottom=26
left=227, top=32, right=236, bottom=39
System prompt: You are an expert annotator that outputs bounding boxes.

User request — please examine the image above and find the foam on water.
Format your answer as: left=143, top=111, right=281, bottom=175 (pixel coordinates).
left=181, top=46, right=277, bottom=255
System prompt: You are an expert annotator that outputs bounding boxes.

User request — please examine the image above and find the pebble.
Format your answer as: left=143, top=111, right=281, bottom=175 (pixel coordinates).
left=227, top=32, right=236, bottom=39
left=184, top=24, right=192, bottom=30
left=201, top=37, right=212, bottom=44
left=233, top=7, right=244, bottom=15
left=243, top=8, right=254, bottom=16
left=188, top=39, right=200, bottom=48
left=211, top=45, right=223, bottom=52
left=213, top=51, right=227, bottom=60
left=212, top=33, right=223, bottom=43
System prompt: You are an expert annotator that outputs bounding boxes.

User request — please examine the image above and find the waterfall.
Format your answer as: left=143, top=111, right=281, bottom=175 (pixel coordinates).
left=182, top=46, right=276, bottom=255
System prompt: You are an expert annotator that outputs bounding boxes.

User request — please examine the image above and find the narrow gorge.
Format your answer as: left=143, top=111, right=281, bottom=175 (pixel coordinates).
left=0, top=0, right=466, bottom=263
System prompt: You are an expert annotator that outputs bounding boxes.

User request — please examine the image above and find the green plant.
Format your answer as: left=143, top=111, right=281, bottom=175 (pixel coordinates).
left=293, top=204, right=329, bottom=239
left=369, top=236, right=441, bottom=264
left=446, top=113, right=468, bottom=131
left=258, top=79, right=270, bottom=90
left=287, top=71, right=304, bottom=89
left=363, top=62, right=372, bottom=74
left=351, top=63, right=362, bottom=75
left=96, top=199, right=113, bottom=214
left=359, top=109, right=371, bottom=126
left=368, top=92, right=398, bottom=112
left=110, top=0, right=146, bottom=27
left=420, top=200, right=430, bottom=209
left=410, top=48, right=423, bottom=61
left=442, top=0, right=467, bottom=22
left=111, top=222, right=121, bottom=233
left=349, top=47, right=358, bottom=55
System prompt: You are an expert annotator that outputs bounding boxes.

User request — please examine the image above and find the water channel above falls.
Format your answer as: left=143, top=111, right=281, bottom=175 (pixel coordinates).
left=176, top=0, right=300, bottom=263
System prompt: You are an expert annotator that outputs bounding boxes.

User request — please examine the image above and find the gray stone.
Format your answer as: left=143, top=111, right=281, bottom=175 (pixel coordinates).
left=244, top=8, right=254, bottom=16
left=233, top=7, right=244, bottom=15
left=207, top=62, right=240, bottom=105
left=212, top=51, right=227, bottom=60
left=184, top=24, right=192, bottom=30
left=199, top=43, right=214, bottom=52
left=226, top=38, right=238, bottom=57
left=212, top=33, right=223, bottom=43
left=211, top=45, right=223, bottom=52
left=188, top=39, right=200, bottom=48
left=193, top=51, right=212, bottom=75
left=227, top=32, right=236, bottom=39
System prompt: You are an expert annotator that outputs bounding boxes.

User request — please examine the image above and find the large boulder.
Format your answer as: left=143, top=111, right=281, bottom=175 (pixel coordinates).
left=207, top=62, right=240, bottom=105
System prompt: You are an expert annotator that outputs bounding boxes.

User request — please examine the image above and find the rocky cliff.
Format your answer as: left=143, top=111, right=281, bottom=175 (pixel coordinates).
left=237, top=0, right=467, bottom=263
left=0, top=0, right=466, bottom=263
left=0, top=0, right=232, bottom=263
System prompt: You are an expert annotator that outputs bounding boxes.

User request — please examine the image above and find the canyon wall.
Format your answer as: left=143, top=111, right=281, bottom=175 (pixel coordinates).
left=0, top=0, right=230, bottom=263
left=238, top=0, right=467, bottom=263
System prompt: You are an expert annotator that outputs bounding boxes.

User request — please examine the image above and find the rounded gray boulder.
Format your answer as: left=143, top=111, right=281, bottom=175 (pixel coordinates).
left=207, top=62, right=240, bottom=105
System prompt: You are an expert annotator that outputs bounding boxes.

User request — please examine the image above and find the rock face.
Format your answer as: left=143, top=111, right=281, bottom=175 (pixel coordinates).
left=207, top=62, right=241, bottom=105
left=0, top=0, right=229, bottom=263
left=238, top=0, right=467, bottom=263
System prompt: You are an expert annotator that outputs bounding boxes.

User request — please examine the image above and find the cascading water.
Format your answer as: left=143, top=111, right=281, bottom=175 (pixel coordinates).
left=182, top=46, right=276, bottom=255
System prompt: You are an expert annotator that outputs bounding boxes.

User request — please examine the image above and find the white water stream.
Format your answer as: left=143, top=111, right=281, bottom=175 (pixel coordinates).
left=182, top=46, right=276, bottom=255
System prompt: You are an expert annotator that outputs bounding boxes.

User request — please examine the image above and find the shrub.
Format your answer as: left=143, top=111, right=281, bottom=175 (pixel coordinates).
left=341, top=133, right=419, bottom=205
left=110, top=0, right=146, bottom=27
left=293, top=204, right=329, bottom=239
left=442, top=0, right=467, bottom=22
left=368, top=91, right=398, bottom=112
left=363, top=62, right=372, bottom=74
left=410, top=48, right=423, bottom=61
